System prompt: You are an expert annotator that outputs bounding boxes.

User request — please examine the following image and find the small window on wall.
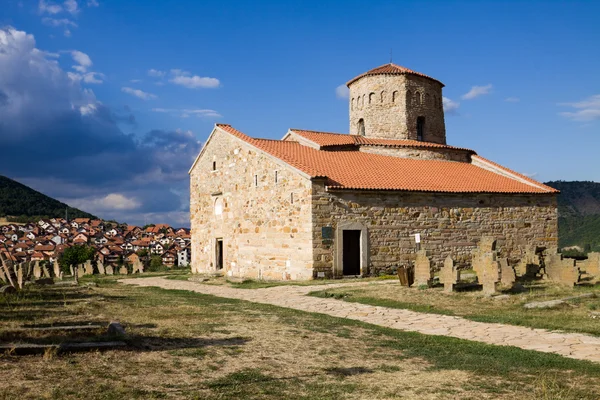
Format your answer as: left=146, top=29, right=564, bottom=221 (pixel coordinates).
left=212, top=161, right=216, bottom=171
left=417, top=117, right=425, bottom=141
left=290, top=193, right=294, bottom=204
left=254, top=175, right=258, bottom=187
left=358, top=118, right=365, bottom=136
left=275, top=170, right=278, bottom=184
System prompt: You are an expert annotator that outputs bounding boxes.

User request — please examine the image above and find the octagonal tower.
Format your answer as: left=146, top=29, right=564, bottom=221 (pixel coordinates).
left=347, top=63, right=447, bottom=144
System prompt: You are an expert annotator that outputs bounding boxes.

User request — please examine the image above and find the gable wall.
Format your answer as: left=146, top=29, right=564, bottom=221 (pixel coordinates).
left=190, top=129, right=314, bottom=280
left=312, top=182, right=558, bottom=276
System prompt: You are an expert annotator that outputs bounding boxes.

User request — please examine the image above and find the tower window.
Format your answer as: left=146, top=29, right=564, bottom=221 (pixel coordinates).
left=254, top=175, right=258, bottom=187
left=380, top=91, right=385, bottom=102
left=369, top=92, right=375, bottom=104
left=415, top=91, right=422, bottom=105
left=405, top=90, right=411, bottom=106
left=393, top=91, right=399, bottom=103
left=275, top=170, right=278, bottom=184
left=358, top=118, right=365, bottom=136
left=212, top=161, right=216, bottom=171
left=417, top=117, right=425, bottom=141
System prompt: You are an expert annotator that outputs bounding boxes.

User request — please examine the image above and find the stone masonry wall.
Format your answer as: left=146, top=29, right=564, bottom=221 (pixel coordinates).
left=190, top=129, right=314, bottom=280
left=358, top=145, right=471, bottom=162
left=312, top=183, right=558, bottom=276
left=349, top=74, right=446, bottom=144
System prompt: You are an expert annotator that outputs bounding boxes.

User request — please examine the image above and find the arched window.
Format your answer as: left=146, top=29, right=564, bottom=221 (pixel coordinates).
left=369, top=92, right=375, bottom=104
left=392, top=91, right=399, bottom=103
left=358, top=118, right=365, bottom=136
left=405, top=90, right=411, bottom=106
left=380, top=91, right=385, bottom=103
left=415, top=91, right=421, bottom=105
left=362, top=94, right=366, bottom=107
left=214, top=197, right=223, bottom=216
left=417, top=117, right=425, bottom=141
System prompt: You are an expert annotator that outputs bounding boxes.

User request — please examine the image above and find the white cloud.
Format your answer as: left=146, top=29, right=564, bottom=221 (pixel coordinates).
left=169, top=69, right=220, bottom=89
left=39, top=0, right=63, bottom=14
left=70, top=50, right=92, bottom=70
left=335, top=84, right=349, bottom=99
left=70, top=193, right=141, bottom=211
left=442, top=97, right=460, bottom=114
left=559, top=95, right=600, bottom=122
left=122, top=87, right=157, bottom=100
left=63, top=29, right=72, bottom=37
left=87, top=0, right=99, bottom=6
left=63, top=0, right=79, bottom=15
left=148, top=69, right=165, bottom=78
left=130, top=79, right=141, bottom=83
left=505, top=97, right=520, bottom=102
left=461, top=84, right=493, bottom=100
left=68, top=71, right=104, bottom=84
left=42, top=17, right=78, bottom=28
left=152, top=107, right=221, bottom=118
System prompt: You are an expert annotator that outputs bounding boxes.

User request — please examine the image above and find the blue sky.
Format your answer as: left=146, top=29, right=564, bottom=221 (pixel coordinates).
left=1, top=0, right=599, bottom=227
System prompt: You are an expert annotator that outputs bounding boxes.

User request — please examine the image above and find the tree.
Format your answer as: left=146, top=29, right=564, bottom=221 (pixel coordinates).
left=136, top=249, right=148, bottom=258
left=59, top=245, right=95, bottom=273
left=148, top=255, right=163, bottom=272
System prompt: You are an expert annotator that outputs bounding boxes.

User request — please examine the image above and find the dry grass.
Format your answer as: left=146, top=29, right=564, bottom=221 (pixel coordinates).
left=1, top=275, right=599, bottom=399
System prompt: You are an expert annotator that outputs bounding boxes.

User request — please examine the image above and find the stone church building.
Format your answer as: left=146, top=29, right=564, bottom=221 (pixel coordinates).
left=189, top=63, right=558, bottom=280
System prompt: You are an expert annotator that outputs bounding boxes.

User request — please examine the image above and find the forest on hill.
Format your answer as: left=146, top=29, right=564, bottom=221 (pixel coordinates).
left=0, top=175, right=96, bottom=222
left=545, top=181, right=600, bottom=252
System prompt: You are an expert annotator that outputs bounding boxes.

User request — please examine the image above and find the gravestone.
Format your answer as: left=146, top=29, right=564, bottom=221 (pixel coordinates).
left=53, top=260, right=61, bottom=279
left=0, top=254, right=16, bottom=288
left=132, top=259, right=144, bottom=274
left=499, top=258, right=515, bottom=286
left=42, top=265, right=51, bottom=278
left=77, top=265, right=85, bottom=278
left=545, top=251, right=579, bottom=286
left=105, top=265, right=114, bottom=275
left=119, top=266, right=128, bottom=275
left=97, top=262, right=105, bottom=275
left=0, top=265, right=6, bottom=283
left=480, top=258, right=501, bottom=295
left=412, top=250, right=433, bottom=288
left=586, top=252, right=600, bottom=277
left=439, top=256, right=459, bottom=292
left=16, top=263, right=24, bottom=289
left=84, top=260, right=94, bottom=275
left=33, top=262, right=42, bottom=279
left=69, top=265, right=74, bottom=276
left=515, top=246, right=541, bottom=278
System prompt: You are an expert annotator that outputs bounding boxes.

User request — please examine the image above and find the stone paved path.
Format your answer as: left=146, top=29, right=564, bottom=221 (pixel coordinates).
left=121, top=277, right=600, bottom=363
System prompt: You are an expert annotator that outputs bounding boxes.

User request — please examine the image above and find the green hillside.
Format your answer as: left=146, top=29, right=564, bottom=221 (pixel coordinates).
left=0, top=175, right=96, bottom=222
left=545, top=181, right=600, bottom=252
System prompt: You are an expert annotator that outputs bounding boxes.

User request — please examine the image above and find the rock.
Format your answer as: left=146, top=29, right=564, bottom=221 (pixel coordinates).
left=107, top=321, right=126, bottom=336
left=492, top=294, right=510, bottom=301
left=523, top=299, right=565, bottom=309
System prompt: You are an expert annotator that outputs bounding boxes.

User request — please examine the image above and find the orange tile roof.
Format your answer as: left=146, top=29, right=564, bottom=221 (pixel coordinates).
left=217, top=124, right=557, bottom=194
left=288, top=129, right=475, bottom=152
left=346, top=63, right=444, bottom=87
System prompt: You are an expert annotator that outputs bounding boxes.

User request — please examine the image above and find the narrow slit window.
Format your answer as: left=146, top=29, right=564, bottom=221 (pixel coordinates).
left=254, top=175, right=258, bottom=187
left=417, top=116, right=425, bottom=141
left=275, top=170, right=278, bottom=184
left=212, top=161, right=216, bottom=171
left=290, top=193, right=294, bottom=204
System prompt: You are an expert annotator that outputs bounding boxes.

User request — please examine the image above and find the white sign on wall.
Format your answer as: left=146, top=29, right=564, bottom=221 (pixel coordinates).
left=414, top=233, right=421, bottom=243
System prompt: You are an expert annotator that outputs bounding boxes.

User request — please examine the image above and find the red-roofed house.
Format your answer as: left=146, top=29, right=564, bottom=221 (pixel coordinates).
left=188, top=63, right=558, bottom=281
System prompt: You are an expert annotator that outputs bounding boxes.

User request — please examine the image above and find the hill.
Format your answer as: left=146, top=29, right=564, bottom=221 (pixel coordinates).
left=0, top=175, right=96, bottom=222
left=545, top=181, right=600, bottom=251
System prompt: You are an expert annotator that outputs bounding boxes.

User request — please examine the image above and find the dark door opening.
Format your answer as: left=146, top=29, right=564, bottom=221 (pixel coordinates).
left=342, top=230, right=361, bottom=275
left=216, top=239, right=223, bottom=270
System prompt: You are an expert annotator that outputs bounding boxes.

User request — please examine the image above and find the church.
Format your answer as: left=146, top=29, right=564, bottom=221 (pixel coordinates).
left=189, top=63, right=558, bottom=280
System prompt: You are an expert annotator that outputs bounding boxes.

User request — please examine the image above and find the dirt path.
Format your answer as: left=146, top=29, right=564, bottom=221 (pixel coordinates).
left=121, top=277, right=600, bottom=363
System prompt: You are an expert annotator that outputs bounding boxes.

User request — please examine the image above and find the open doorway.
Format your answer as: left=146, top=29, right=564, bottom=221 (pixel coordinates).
left=342, top=230, right=361, bottom=275
left=215, top=238, right=223, bottom=270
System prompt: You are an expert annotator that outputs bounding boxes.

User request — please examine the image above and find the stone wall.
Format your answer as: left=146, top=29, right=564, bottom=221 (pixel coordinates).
left=311, top=184, right=558, bottom=276
left=358, top=145, right=472, bottom=162
left=348, top=74, right=446, bottom=144
left=190, top=129, right=314, bottom=280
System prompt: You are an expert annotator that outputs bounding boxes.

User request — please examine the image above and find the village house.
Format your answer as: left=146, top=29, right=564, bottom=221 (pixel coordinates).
left=189, top=63, right=558, bottom=281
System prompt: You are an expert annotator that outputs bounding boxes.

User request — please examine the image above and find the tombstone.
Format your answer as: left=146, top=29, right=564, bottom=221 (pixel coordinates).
left=77, top=265, right=85, bottom=278
left=132, top=259, right=144, bottom=274
left=545, top=252, right=580, bottom=286
left=33, top=262, right=42, bottom=279
left=515, top=246, right=541, bottom=278
left=119, top=266, right=128, bottom=275
left=97, top=262, right=106, bottom=275
left=42, top=265, right=51, bottom=278
left=53, top=260, right=61, bottom=279
left=26, top=261, right=33, bottom=278
left=69, top=265, right=74, bottom=276
left=16, top=263, right=24, bottom=289
left=499, top=258, right=515, bottom=286
left=84, top=260, right=94, bottom=275
left=480, top=258, right=501, bottom=295
left=105, top=265, right=114, bottom=275
left=439, top=256, right=459, bottom=292
left=479, top=236, right=497, bottom=252
left=1, top=254, right=16, bottom=288
left=585, top=252, right=600, bottom=277
left=412, top=250, right=433, bottom=287
left=0, top=265, right=6, bottom=283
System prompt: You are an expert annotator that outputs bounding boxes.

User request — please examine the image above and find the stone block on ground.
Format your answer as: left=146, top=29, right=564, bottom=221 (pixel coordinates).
left=586, top=253, right=600, bottom=277
left=53, top=260, right=61, bottom=279
left=84, top=260, right=94, bottom=275
left=97, top=262, right=105, bottom=275
left=77, top=265, right=85, bottom=279
left=545, top=252, right=580, bottom=286
left=411, top=250, right=433, bottom=288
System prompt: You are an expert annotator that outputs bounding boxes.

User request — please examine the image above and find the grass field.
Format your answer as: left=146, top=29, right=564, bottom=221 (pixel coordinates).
left=1, top=273, right=600, bottom=399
